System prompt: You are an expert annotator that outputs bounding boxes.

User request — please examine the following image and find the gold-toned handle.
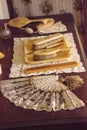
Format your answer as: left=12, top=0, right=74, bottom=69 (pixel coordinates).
left=30, top=18, right=53, bottom=24
left=29, top=18, right=45, bottom=23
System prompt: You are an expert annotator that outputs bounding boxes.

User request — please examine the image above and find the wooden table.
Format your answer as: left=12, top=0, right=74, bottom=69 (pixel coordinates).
left=0, top=13, right=87, bottom=130
left=83, top=0, right=87, bottom=56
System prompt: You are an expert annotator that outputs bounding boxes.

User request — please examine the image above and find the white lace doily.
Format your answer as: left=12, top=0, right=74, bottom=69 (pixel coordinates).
left=9, top=33, right=86, bottom=78
left=38, top=21, right=67, bottom=34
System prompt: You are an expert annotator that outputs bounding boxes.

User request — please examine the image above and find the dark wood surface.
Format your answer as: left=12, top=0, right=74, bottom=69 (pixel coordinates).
left=0, top=13, right=87, bottom=130
left=83, top=0, right=87, bottom=56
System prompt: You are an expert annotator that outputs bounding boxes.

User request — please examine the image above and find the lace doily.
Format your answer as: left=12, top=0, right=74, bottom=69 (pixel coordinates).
left=38, top=21, right=67, bottom=34
left=9, top=33, right=86, bottom=78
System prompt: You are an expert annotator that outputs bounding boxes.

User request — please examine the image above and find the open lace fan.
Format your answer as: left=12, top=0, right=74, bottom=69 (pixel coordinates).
left=0, top=75, right=84, bottom=112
